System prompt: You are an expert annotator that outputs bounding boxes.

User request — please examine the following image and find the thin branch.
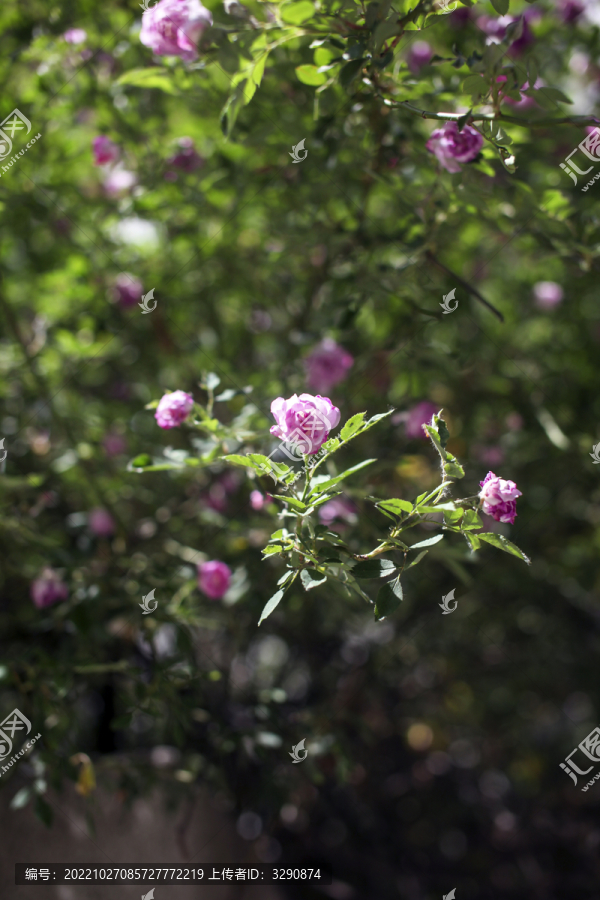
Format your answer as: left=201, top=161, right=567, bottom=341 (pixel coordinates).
left=425, top=251, right=504, bottom=322
left=393, top=100, right=600, bottom=128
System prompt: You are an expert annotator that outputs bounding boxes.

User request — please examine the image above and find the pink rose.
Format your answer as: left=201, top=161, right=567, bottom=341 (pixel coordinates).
left=533, top=281, right=564, bottom=310
left=89, top=508, right=115, bottom=537
left=478, top=471, right=522, bottom=524
left=197, top=560, right=231, bottom=599
left=114, top=273, right=143, bottom=308
left=426, top=122, right=483, bottom=173
left=155, top=390, right=194, bottom=429
left=31, top=568, right=68, bottom=609
left=270, top=393, right=341, bottom=456
left=165, top=137, right=204, bottom=180
left=92, top=136, right=120, bottom=166
left=408, top=41, right=433, bottom=73
left=64, top=28, right=87, bottom=44
left=140, top=0, right=213, bottom=62
left=304, top=339, right=354, bottom=393
left=404, top=401, right=439, bottom=440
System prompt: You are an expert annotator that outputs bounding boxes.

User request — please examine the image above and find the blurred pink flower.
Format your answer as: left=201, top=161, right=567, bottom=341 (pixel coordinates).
left=270, top=393, right=340, bottom=455
left=165, top=137, right=204, bottom=180
left=103, top=166, right=137, bottom=196
left=114, top=273, right=143, bottom=308
left=404, top=401, right=439, bottom=440
left=197, top=560, right=231, bottom=599
left=473, top=445, right=505, bottom=467
left=304, top=339, right=354, bottom=393
left=31, top=568, right=68, bottom=609
left=140, top=0, right=213, bottom=62
left=103, top=432, right=127, bottom=456
left=408, top=41, right=433, bottom=73
left=64, top=28, right=87, bottom=44
left=533, top=281, right=564, bottom=309
left=505, top=413, right=523, bottom=431
left=250, top=490, right=266, bottom=510
left=426, top=122, right=483, bottom=173
left=318, top=496, right=357, bottom=527
left=92, top=136, right=120, bottom=166
left=155, top=390, right=194, bottom=429
left=559, top=0, right=585, bottom=21
left=88, top=508, right=116, bottom=537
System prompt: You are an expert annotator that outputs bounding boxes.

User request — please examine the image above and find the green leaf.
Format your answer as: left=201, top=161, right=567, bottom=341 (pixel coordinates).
left=309, top=458, right=376, bottom=495
left=283, top=496, right=307, bottom=511
left=435, top=414, right=450, bottom=450
left=377, top=498, right=413, bottom=516
left=443, top=508, right=464, bottom=526
left=220, top=82, right=246, bottom=137
left=351, top=559, right=397, bottom=578
left=374, top=578, right=403, bottom=620
left=444, top=459, right=465, bottom=479
left=277, top=570, right=294, bottom=586
left=130, top=454, right=152, bottom=469
left=262, top=544, right=284, bottom=555
left=462, top=75, right=487, bottom=97
left=410, top=534, right=444, bottom=549
left=461, top=509, right=483, bottom=531
left=258, top=589, right=284, bottom=625
left=340, top=412, right=366, bottom=441
left=295, top=64, right=328, bottom=86
left=117, top=68, right=178, bottom=94
left=490, top=0, right=509, bottom=14
left=405, top=549, right=428, bottom=570
left=281, top=0, right=315, bottom=23
left=339, top=58, right=366, bottom=88
left=536, top=86, right=572, bottom=105
left=34, top=795, right=53, bottom=828
left=10, top=787, right=32, bottom=810
left=300, top=569, right=327, bottom=591
left=478, top=532, right=531, bottom=564
left=464, top=532, right=481, bottom=551
left=204, top=372, right=221, bottom=390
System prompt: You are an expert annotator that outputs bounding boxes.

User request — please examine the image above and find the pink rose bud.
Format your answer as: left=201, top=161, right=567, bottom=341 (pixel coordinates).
left=155, top=390, right=194, bottom=429
left=103, top=166, right=137, bottom=196
left=270, top=393, right=341, bottom=456
left=478, top=471, right=522, bottom=524
left=197, top=560, right=231, bottom=599
left=408, top=41, right=433, bottom=73
left=64, top=28, right=88, bottom=44
left=88, top=508, right=116, bottom=537
left=533, top=281, right=564, bottom=310
left=165, top=137, right=204, bottom=180
left=140, top=0, right=213, bottom=62
left=114, top=273, right=143, bottom=308
left=426, top=121, right=483, bottom=173
left=92, top=135, right=120, bottom=166
left=31, top=568, right=69, bottom=609
left=304, top=339, right=354, bottom=393
left=404, top=401, right=439, bottom=440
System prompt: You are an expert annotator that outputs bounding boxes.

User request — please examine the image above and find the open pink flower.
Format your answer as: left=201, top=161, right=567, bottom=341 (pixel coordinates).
left=140, top=0, right=213, bottom=62
left=31, top=568, right=68, bottom=609
left=426, top=121, right=483, bottom=173
left=304, top=339, right=353, bottom=393
left=197, top=560, right=231, bottom=599
left=270, top=393, right=340, bottom=456
left=404, top=401, right=439, bottom=440
left=408, top=41, right=433, bottom=73
left=155, top=390, right=194, bottom=429
left=92, top=136, right=120, bottom=166
left=479, top=471, right=522, bottom=524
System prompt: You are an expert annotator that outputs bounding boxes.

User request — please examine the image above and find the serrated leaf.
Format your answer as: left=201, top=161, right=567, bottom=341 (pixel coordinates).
left=300, top=569, right=327, bottom=591
left=281, top=0, right=314, bottom=23
left=340, top=413, right=366, bottom=442
left=262, top=544, right=284, bottom=555
left=478, top=532, right=531, bottom=564
left=462, top=75, right=487, bottom=97
left=464, top=532, right=481, bottom=550
left=352, top=558, right=397, bottom=579
left=258, top=589, right=284, bottom=624
left=374, top=578, right=403, bottom=620
left=443, top=508, right=464, bottom=526
left=410, top=534, right=444, bottom=549
left=462, top=509, right=483, bottom=531
left=377, top=498, right=413, bottom=515
left=444, top=459, right=465, bottom=479
left=309, top=459, right=376, bottom=495
left=295, top=64, right=328, bottom=86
